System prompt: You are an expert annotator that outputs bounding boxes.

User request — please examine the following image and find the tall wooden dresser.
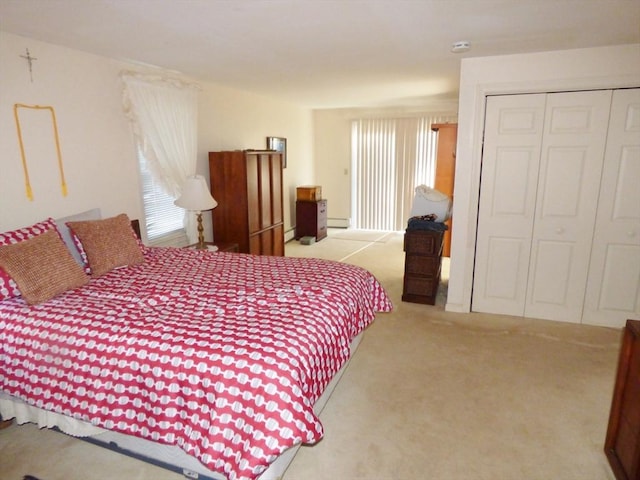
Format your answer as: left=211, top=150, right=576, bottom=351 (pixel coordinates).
left=208, top=150, right=284, bottom=256
left=402, top=227, right=445, bottom=305
left=605, top=319, right=640, bottom=480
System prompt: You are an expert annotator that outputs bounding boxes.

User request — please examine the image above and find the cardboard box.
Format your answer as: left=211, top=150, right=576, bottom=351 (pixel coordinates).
left=296, top=185, right=322, bottom=201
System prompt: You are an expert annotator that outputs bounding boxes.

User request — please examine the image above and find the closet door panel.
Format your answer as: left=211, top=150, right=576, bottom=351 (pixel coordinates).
left=472, top=94, right=546, bottom=316
left=583, top=88, right=640, bottom=327
left=525, top=90, right=613, bottom=322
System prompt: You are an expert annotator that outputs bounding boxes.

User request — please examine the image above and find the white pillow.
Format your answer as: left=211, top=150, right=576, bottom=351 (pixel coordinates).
left=409, top=186, right=451, bottom=222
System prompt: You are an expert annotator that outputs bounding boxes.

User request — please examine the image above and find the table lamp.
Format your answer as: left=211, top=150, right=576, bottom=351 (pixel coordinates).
left=174, top=174, right=218, bottom=249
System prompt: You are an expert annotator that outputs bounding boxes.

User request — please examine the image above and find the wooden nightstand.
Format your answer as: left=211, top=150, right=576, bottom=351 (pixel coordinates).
left=185, top=242, right=239, bottom=253
left=295, top=199, right=328, bottom=241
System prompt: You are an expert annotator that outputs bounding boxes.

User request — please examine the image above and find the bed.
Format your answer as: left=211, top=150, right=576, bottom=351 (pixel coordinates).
left=0, top=213, right=392, bottom=480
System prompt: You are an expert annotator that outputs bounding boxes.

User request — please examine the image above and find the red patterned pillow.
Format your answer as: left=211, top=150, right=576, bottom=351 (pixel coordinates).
left=0, top=218, right=58, bottom=301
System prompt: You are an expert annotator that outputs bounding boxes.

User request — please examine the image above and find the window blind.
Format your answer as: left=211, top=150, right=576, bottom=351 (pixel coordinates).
left=137, top=149, right=187, bottom=245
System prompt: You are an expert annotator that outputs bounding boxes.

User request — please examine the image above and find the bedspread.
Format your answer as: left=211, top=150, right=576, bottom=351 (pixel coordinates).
left=0, top=247, right=391, bottom=480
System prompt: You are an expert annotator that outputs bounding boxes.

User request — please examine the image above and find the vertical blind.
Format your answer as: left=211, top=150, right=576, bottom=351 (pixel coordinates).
left=351, top=115, right=456, bottom=231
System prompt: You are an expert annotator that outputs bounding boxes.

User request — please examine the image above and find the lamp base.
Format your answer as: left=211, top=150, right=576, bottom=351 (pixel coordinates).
left=196, top=212, right=206, bottom=249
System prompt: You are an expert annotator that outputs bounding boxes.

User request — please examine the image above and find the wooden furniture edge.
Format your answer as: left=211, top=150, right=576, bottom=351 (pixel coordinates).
left=604, top=319, right=640, bottom=480
left=131, top=219, right=141, bottom=239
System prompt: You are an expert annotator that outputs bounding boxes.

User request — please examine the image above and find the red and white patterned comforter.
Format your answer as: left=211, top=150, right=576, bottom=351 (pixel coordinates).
left=0, top=247, right=391, bottom=479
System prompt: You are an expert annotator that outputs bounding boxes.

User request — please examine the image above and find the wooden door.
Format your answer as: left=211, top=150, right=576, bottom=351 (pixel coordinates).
left=432, top=123, right=457, bottom=257
left=583, top=88, right=640, bottom=327
left=248, top=151, right=284, bottom=256
left=271, top=153, right=283, bottom=226
left=472, top=94, right=546, bottom=316
left=246, top=153, right=260, bottom=237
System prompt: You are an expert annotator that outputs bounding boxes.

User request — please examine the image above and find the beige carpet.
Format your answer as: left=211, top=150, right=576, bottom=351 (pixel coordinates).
left=328, top=229, right=395, bottom=243
left=0, top=229, right=622, bottom=480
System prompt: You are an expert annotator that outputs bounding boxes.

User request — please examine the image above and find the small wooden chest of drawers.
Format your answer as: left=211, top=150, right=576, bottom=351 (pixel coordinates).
left=605, top=319, right=640, bottom=480
left=295, top=199, right=327, bottom=242
left=402, top=229, right=444, bottom=305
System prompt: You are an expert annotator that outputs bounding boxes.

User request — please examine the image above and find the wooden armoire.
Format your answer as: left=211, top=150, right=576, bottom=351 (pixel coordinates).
left=208, top=150, right=284, bottom=256
left=431, top=123, right=457, bottom=257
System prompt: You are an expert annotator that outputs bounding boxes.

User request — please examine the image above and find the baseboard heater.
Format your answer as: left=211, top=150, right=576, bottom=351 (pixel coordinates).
left=327, top=217, right=350, bottom=228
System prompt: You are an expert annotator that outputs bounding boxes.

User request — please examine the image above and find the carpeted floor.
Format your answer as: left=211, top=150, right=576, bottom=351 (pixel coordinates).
left=0, top=229, right=622, bottom=480
left=328, top=229, right=395, bottom=243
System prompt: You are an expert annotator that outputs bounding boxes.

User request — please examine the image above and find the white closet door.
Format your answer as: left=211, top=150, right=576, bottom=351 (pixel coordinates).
left=472, top=94, right=546, bottom=316
left=524, top=90, right=612, bottom=323
left=583, top=88, right=640, bottom=327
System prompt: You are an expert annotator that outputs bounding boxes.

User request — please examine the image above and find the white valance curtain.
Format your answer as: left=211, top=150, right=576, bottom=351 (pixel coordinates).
left=120, top=72, right=200, bottom=241
left=351, top=115, right=456, bottom=231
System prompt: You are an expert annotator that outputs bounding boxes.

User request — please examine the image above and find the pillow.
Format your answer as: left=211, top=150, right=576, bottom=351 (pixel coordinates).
left=0, top=217, right=59, bottom=301
left=0, top=229, right=89, bottom=305
left=55, top=208, right=102, bottom=266
left=66, top=213, right=145, bottom=277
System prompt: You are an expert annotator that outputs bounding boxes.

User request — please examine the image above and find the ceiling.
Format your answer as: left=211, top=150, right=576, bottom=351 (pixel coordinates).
left=1, top=0, right=639, bottom=109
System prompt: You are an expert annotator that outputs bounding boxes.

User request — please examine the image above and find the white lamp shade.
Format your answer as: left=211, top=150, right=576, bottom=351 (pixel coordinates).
left=174, top=175, right=218, bottom=212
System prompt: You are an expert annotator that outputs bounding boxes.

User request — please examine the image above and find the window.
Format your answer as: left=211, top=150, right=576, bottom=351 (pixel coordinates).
left=137, top=149, right=188, bottom=246
left=121, top=72, right=199, bottom=248
left=351, top=115, right=456, bottom=231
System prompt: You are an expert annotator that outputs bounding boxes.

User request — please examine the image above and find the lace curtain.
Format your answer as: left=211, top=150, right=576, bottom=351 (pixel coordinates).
left=121, top=72, right=200, bottom=242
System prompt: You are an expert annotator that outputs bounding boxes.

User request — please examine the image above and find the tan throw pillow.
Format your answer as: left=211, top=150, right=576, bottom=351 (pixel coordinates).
left=67, top=213, right=144, bottom=277
left=0, top=229, right=89, bottom=305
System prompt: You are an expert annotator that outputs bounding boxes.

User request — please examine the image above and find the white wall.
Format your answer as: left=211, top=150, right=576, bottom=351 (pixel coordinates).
left=447, top=44, right=640, bottom=314
left=312, top=110, right=352, bottom=224
left=0, top=33, right=141, bottom=231
left=0, top=32, right=314, bottom=239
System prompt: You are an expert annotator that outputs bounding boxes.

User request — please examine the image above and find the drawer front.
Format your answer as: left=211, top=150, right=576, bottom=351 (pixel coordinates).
left=404, top=276, right=439, bottom=297
left=318, top=199, right=328, bottom=220
left=405, top=255, right=440, bottom=277
left=404, top=231, right=443, bottom=255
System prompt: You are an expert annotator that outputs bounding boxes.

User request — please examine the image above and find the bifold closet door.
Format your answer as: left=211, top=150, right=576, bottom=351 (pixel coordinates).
left=473, top=90, right=613, bottom=323
left=472, top=94, right=546, bottom=316
left=582, top=88, right=640, bottom=327
left=524, top=90, right=612, bottom=322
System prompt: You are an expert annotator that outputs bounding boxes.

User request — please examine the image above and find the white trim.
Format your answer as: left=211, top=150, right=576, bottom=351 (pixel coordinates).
left=328, top=217, right=351, bottom=228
